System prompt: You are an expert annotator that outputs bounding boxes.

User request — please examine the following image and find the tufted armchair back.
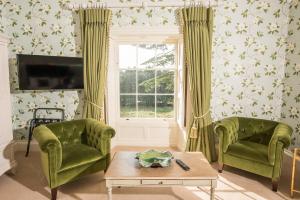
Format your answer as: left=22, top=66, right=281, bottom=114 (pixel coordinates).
left=85, top=119, right=115, bottom=155
left=46, top=120, right=86, bottom=147
left=237, top=117, right=278, bottom=145
left=44, top=118, right=115, bottom=156
left=214, top=117, right=239, bottom=152
left=215, top=117, right=282, bottom=152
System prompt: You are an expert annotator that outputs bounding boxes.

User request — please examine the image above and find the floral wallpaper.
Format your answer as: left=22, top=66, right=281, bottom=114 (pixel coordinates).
left=0, top=0, right=178, bottom=140
left=281, top=0, right=300, bottom=146
left=0, top=0, right=299, bottom=146
left=0, top=0, right=84, bottom=139
left=211, top=0, right=289, bottom=120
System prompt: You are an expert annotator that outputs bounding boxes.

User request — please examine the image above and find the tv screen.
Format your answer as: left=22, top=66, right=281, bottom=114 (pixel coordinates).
left=17, top=54, right=84, bottom=90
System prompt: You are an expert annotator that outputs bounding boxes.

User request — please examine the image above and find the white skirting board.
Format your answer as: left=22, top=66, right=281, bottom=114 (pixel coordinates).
left=14, top=140, right=40, bottom=152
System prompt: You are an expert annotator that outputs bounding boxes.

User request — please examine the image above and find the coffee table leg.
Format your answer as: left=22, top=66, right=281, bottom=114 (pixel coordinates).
left=107, top=187, right=112, bottom=200
left=210, top=186, right=215, bottom=200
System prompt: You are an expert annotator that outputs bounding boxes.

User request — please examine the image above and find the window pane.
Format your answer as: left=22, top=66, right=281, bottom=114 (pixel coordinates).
left=138, top=70, right=155, bottom=93
left=138, top=44, right=156, bottom=69
left=156, top=44, right=175, bottom=68
left=138, top=95, right=155, bottom=117
left=120, top=70, right=136, bottom=93
left=119, top=45, right=136, bottom=69
left=120, top=95, right=136, bottom=118
left=156, top=70, right=174, bottom=94
left=118, top=43, right=176, bottom=119
left=157, top=95, right=174, bottom=118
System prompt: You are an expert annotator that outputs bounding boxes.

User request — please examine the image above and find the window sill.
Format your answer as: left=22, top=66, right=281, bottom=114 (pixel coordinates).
left=117, top=118, right=178, bottom=127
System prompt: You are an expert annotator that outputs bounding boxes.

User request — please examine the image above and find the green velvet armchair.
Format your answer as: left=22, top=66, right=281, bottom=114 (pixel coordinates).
left=215, top=117, right=292, bottom=191
left=33, top=118, right=115, bottom=200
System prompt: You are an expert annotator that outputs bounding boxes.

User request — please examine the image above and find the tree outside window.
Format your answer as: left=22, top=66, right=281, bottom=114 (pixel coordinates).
left=119, top=43, right=176, bottom=118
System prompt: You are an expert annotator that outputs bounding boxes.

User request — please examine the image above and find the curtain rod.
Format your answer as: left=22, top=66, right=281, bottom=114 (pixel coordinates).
left=66, top=1, right=220, bottom=10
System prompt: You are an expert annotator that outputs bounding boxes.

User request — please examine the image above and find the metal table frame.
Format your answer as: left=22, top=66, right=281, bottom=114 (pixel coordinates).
left=25, top=108, right=64, bottom=157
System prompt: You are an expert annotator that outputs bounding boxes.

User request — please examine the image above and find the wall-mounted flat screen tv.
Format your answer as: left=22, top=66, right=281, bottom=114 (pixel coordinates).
left=17, top=54, right=84, bottom=90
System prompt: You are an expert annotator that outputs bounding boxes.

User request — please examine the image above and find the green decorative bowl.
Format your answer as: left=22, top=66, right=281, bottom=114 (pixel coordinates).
left=136, top=149, right=173, bottom=168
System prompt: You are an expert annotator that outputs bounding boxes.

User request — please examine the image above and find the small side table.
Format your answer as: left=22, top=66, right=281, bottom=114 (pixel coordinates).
left=291, top=148, right=300, bottom=198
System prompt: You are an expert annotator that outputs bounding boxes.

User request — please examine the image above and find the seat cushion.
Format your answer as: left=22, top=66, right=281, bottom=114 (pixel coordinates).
left=226, top=141, right=270, bottom=165
left=59, top=143, right=104, bottom=172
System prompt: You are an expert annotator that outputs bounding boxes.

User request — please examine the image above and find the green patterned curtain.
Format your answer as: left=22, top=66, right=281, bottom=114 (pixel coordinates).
left=79, top=9, right=112, bottom=121
left=180, top=7, right=217, bottom=162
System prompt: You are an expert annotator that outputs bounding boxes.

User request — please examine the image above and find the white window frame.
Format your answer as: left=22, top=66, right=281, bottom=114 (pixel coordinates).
left=113, top=35, right=180, bottom=123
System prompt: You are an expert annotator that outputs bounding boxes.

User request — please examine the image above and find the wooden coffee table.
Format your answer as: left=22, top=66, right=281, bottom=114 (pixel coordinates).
left=105, top=151, right=218, bottom=200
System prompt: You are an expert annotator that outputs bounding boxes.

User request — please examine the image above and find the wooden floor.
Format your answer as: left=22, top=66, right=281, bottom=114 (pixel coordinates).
left=0, top=146, right=299, bottom=200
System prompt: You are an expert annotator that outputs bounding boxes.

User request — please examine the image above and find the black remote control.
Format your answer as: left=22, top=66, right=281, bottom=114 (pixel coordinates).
left=175, top=159, right=190, bottom=171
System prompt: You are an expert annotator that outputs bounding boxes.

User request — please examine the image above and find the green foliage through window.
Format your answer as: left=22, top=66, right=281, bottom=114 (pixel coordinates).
left=119, top=43, right=176, bottom=118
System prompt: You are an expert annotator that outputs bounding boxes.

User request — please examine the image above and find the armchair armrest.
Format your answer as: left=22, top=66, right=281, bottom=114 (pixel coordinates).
left=214, top=117, right=239, bottom=153
left=85, top=118, right=116, bottom=156
left=268, top=123, right=292, bottom=165
left=33, top=125, right=62, bottom=188
left=33, top=125, right=62, bottom=170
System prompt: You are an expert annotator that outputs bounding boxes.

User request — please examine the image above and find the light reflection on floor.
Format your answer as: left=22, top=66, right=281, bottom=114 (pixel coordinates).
left=186, top=176, right=269, bottom=200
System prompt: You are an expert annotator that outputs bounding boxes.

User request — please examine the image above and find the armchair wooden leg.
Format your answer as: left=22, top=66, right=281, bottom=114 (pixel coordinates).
left=51, top=188, right=58, bottom=200
left=272, top=180, right=278, bottom=192
left=218, top=163, right=224, bottom=173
